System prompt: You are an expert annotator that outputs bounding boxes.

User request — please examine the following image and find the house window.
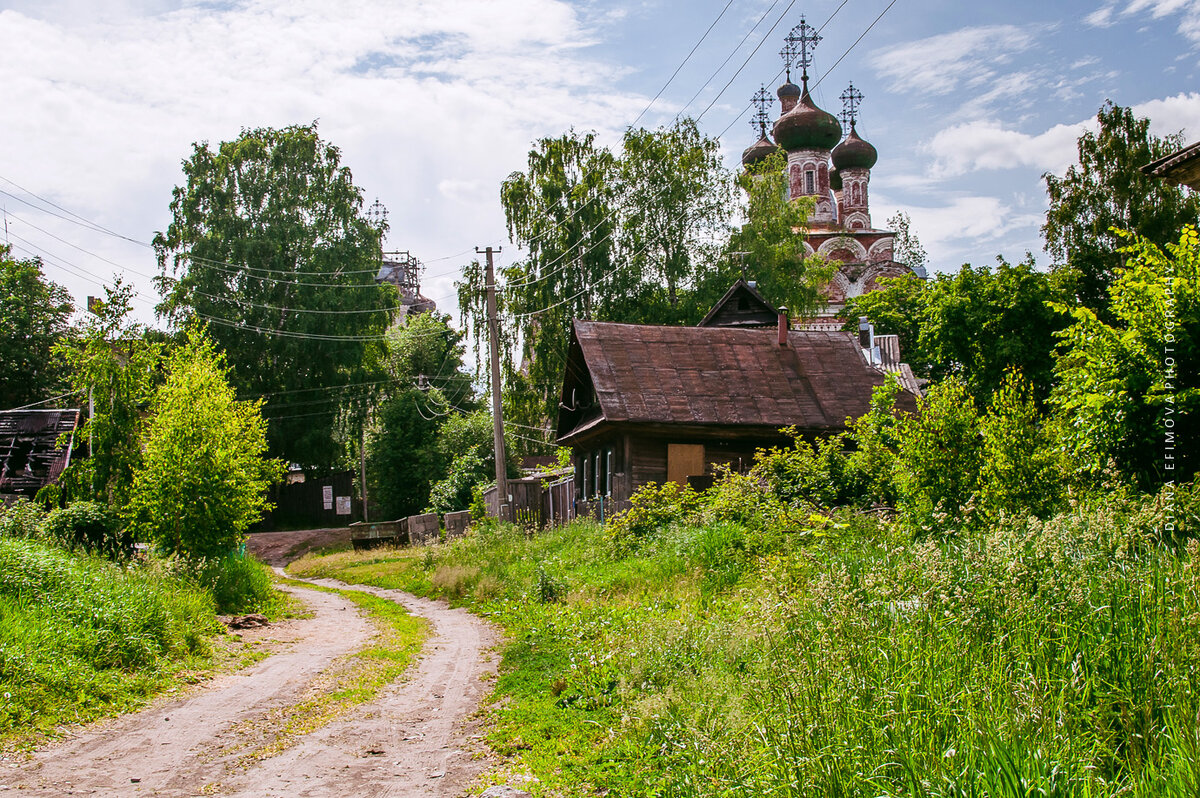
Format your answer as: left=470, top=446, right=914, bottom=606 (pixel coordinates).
left=593, top=451, right=602, bottom=497
left=605, top=448, right=614, bottom=496
left=580, top=456, right=589, bottom=499
left=805, top=170, right=815, bottom=194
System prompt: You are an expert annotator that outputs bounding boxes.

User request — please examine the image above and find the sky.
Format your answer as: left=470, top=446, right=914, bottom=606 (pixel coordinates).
left=1, top=0, right=1198, bottom=328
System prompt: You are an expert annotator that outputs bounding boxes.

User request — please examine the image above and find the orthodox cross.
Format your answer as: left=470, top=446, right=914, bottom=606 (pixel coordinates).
left=781, top=16, right=820, bottom=83
left=839, top=82, right=864, bottom=134
left=749, top=85, right=773, bottom=138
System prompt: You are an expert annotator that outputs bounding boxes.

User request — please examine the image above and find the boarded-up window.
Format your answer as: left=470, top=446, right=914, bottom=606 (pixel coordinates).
left=667, top=443, right=705, bottom=486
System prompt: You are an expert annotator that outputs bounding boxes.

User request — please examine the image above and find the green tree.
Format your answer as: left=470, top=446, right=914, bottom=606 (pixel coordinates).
left=0, top=246, right=74, bottom=409
left=895, top=377, right=983, bottom=531
left=846, top=257, right=1069, bottom=405
left=615, top=119, right=735, bottom=321
left=124, top=327, right=283, bottom=557
left=367, top=312, right=477, bottom=518
left=1050, top=226, right=1199, bottom=489
left=886, top=211, right=928, bottom=276
left=730, top=151, right=832, bottom=318
left=153, top=123, right=396, bottom=471
left=1043, top=101, right=1200, bottom=316
left=979, top=369, right=1065, bottom=520
left=54, top=281, right=163, bottom=507
left=426, top=410, right=498, bottom=514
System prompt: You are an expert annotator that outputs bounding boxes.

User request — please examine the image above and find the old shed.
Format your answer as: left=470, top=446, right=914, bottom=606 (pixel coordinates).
left=0, top=409, right=80, bottom=499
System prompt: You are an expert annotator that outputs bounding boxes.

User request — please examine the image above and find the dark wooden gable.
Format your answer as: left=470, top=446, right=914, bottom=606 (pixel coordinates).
left=556, top=327, right=604, bottom=441
left=697, top=278, right=778, bottom=328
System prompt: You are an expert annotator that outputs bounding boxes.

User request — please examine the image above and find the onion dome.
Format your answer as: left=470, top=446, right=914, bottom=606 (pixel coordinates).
left=742, top=134, right=780, bottom=168
left=777, top=81, right=801, bottom=113
left=772, top=79, right=841, bottom=152
left=829, top=168, right=842, bottom=191
left=832, top=123, right=878, bottom=170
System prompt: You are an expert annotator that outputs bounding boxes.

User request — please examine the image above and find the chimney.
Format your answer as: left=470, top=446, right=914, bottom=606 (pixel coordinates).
left=858, top=316, right=873, bottom=350
left=778, top=306, right=789, bottom=347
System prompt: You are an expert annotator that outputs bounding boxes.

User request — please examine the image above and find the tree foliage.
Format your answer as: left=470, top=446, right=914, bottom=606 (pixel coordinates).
left=367, top=312, right=479, bottom=519
left=1050, top=226, right=1199, bottom=489
left=124, top=327, right=282, bottom=557
left=54, top=281, right=163, bottom=507
left=153, top=123, right=396, bottom=470
left=462, top=121, right=737, bottom=444
left=845, top=257, right=1069, bottom=405
left=1043, top=101, right=1200, bottom=316
left=730, top=151, right=832, bottom=319
left=0, top=246, right=73, bottom=410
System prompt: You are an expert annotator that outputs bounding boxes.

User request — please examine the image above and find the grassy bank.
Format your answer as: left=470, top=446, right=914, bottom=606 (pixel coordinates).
left=290, top=497, right=1200, bottom=797
left=0, top=534, right=293, bottom=748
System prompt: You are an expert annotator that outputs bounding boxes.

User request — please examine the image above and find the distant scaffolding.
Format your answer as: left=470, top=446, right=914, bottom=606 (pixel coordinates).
left=376, top=251, right=436, bottom=318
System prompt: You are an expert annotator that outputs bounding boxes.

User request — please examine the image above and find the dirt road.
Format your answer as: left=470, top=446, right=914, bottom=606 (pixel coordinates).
left=5, top=531, right=499, bottom=797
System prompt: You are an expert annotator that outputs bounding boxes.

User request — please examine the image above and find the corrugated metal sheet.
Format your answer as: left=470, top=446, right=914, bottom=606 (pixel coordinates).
left=0, top=409, right=80, bottom=497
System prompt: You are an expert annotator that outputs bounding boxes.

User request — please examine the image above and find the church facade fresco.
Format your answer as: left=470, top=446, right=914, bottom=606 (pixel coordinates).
left=740, top=16, right=925, bottom=319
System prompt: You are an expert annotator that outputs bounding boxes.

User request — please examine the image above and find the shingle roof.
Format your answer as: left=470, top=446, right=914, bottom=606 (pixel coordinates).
left=557, top=320, right=916, bottom=441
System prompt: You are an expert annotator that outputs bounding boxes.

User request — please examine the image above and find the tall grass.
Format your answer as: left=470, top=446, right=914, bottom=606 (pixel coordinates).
left=0, top=537, right=218, bottom=739
left=291, top=492, right=1200, bottom=797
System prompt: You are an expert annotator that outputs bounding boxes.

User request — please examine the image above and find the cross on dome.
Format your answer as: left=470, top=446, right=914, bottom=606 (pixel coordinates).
left=749, top=85, right=773, bottom=137
left=839, top=82, right=864, bottom=134
left=781, top=16, right=821, bottom=83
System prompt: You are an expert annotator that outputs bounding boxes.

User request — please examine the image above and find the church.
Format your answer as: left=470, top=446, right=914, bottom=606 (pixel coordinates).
left=740, top=17, right=924, bottom=321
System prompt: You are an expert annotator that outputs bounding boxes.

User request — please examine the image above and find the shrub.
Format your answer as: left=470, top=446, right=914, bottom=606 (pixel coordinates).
left=124, top=327, right=283, bottom=558
left=980, top=369, right=1067, bottom=520
left=0, top=499, right=46, bottom=540
left=43, top=501, right=133, bottom=560
left=896, top=377, right=984, bottom=532
left=606, top=481, right=703, bottom=555
left=181, top=554, right=278, bottom=615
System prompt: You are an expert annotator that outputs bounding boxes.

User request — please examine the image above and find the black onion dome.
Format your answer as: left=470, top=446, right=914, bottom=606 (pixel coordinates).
left=742, top=134, right=780, bottom=168
left=777, top=81, right=801, bottom=102
left=772, top=82, right=841, bottom=151
left=829, top=167, right=842, bottom=191
left=832, top=124, right=878, bottom=170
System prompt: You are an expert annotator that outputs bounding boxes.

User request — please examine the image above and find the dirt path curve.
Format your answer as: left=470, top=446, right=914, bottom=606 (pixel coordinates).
left=5, top=532, right=500, bottom=798
left=224, top=576, right=498, bottom=798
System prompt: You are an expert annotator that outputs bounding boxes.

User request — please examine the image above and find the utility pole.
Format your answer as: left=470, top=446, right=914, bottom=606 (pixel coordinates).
left=477, top=246, right=509, bottom=519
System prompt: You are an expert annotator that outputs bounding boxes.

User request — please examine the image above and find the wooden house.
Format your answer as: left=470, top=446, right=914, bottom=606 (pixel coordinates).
left=554, top=280, right=918, bottom=517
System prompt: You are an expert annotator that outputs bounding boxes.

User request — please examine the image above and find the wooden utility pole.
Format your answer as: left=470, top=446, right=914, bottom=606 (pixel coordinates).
left=477, top=246, right=509, bottom=518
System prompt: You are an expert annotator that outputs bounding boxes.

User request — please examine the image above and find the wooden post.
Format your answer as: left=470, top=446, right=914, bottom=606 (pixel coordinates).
left=477, top=246, right=508, bottom=519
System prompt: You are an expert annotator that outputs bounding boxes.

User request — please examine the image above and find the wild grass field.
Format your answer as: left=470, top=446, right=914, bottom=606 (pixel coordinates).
left=0, top=500, right=296, bottom=748
left=291, top=490, right=1200, bottom=797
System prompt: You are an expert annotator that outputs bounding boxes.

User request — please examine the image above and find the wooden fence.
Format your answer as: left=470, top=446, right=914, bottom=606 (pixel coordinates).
left=483, top=472, right=577, bottom=528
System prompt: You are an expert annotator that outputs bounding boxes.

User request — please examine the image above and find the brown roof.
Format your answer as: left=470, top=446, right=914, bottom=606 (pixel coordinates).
left=556, top=320, right=917, bottom=443
left=1141, top=140, right=1200, bottom=190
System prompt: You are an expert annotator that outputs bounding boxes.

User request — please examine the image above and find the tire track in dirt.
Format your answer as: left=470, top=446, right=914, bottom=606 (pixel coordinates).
left=3, top=574, right=499, bottom=797
left=220, top=576, right=499, bottom=798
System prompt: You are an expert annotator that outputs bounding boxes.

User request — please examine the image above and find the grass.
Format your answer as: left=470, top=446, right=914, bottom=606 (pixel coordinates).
left=0, top=533, right=303, bottom=751
left=290, top=498, right=1200, bottom=798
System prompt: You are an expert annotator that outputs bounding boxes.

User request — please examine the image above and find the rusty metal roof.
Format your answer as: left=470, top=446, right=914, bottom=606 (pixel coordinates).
left=0, top=409, right=80, bottom=497
left=557, top=321, right=917, bottom=443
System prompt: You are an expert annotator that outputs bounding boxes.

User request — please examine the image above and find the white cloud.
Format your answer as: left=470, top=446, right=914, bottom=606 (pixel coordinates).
left=1085, top=4, right=1118, bottom=26
left=1116, top=0, right=1200, bottom=44
left=872, top=194, right=1044, bottom=270
left=0, top=0, right=649, bottom=319
left=1134, top=91, right=1200, bottom=139
left=869, top=25, right=1039, bottom=98
left=925, top=120, right=1092, bottom=178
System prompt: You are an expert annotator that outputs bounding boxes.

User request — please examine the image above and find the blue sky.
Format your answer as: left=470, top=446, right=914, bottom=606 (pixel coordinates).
left=1, top=0, right=1197, bottom=323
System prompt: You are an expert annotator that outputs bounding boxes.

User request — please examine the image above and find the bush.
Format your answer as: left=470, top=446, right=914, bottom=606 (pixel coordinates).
left=124, top=328, right=283, bottom=558
left=605, top=481, right=703, bottom=555
left=181, top=554, right=277, bottom=615
left=0, top=499, right=46, bottom=540
left=43, top=501, right=133, bottom=560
